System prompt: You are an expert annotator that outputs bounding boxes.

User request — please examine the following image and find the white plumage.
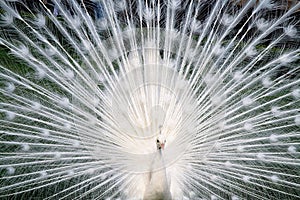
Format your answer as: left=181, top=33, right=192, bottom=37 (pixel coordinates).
left=0, top=0, right=299, bottom=199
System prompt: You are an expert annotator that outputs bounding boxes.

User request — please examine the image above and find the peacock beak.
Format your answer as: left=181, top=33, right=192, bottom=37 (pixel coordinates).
left=157, top=141, right=165, bottom=150
left=160, top=143, right=165, bottom=150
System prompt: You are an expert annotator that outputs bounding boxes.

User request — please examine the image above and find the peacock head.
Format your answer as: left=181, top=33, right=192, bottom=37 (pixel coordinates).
left=156, top=136, right=166, bottom=150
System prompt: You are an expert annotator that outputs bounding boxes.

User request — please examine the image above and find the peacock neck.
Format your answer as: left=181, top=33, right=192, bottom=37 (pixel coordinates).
left=143, top=150, right=172, bottom=200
